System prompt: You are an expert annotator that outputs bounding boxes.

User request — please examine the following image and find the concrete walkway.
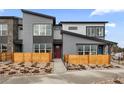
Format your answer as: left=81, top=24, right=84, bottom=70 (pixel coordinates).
left=53, top=58, right=67, bottom=74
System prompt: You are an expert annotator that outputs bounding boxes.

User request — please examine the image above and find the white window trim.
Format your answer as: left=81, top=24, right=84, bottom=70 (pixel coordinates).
left=0, top=24, right=8, bottom=36
left=33, top=24, right=52, bottom=36
left=77, top=45, right=97, bottom=55
left=34, top=43, right=52, bottom=53
left=87, top=26, right=104, bottom=37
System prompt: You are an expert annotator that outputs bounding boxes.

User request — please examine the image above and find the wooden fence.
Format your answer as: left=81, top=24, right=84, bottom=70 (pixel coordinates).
left=0, top=52, right=13, bottom=62
left=13, top=53, right=52, bottom=62
left=64, top=54, right=110, bottom=65
left=0, top=52, right=52, bottom=63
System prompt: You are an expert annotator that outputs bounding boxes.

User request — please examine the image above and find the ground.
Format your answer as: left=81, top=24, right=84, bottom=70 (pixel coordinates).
left=1, top=69, right=124, bottom=84
left=0, top=59, right=124, bottom=84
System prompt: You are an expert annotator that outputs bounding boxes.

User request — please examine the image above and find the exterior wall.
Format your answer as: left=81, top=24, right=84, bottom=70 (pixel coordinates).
left=18, top=29, right=23, bottom=40
left=62, top=23, right=105, bottom=39
left=0, top=19, right=14, bottom=52
left=23, top=13, right=54, bottom=52
left=63, top=34, right=105, bottom=55
left=53, top=26, right=62, bottom=40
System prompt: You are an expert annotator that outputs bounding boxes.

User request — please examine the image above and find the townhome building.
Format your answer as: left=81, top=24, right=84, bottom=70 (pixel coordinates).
left=0, top=9, right=117, bottom=59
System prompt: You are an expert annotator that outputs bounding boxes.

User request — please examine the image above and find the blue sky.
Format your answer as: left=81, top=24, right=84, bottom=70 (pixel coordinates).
left=0, top=9, right=124, bottom=48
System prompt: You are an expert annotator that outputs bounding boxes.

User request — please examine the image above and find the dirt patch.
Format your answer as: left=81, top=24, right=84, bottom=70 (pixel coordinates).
left=0, top=62, right=53, bottom=76
left=66, top=63, right=121, bottom=71
left=93, top=78, right=124, bottom=84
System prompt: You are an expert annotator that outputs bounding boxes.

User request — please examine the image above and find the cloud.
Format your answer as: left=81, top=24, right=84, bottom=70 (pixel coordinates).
left=106, top=23, right=116, bottom=28
left=90, top=9, right=124, bottom=16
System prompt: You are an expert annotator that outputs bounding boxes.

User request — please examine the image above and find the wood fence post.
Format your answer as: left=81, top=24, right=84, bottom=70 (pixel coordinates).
left=31, top=53, right=32, bottom=62
left=88, top=55, right=89, bottom=64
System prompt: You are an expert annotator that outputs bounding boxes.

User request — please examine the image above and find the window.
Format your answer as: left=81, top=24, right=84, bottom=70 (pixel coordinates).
left=0, top=44, right=7, bottom=52
left=91, top=45, right=97, bottom=54
left=33, top=24, right=52, bottom=36
left=68, top=26, right=78, bottom=30
left=77, top=45, right=97, bottom=55
left=0, top=24, right=8, bottom=36
left=86, top=26, right=104, bottom=37
left=85, top=45, right=90, bottom=55
left=33, top=43, right=52, bottom=53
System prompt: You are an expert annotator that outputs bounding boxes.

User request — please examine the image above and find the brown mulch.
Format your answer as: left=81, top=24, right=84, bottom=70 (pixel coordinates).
left=66, top=63, right=121, bottom=71
left=0, top=62, right=53, bottom=76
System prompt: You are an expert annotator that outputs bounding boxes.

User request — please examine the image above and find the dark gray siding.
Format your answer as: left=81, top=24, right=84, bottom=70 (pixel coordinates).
left=33, top=36, right=53, bottom=43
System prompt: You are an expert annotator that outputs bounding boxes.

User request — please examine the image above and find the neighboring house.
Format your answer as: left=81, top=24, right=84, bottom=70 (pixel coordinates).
left=0, top=9, right=117, bottom=59
left=0, top=16, right=22, bottom=52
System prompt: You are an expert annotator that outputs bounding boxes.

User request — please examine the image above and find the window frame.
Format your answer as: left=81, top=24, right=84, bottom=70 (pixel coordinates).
left=33, top=43, right=52, bottom=53
left=0, top=24, right=8, bottom=36
left=86, top=26, right=105, bottom=37
left=77, top=44, right=97, bottom=55
left=33, top=24, right=52, bottom=36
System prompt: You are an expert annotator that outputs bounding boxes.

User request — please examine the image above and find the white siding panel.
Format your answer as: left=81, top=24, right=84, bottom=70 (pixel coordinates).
left=62, top=23, right=105, bottom=35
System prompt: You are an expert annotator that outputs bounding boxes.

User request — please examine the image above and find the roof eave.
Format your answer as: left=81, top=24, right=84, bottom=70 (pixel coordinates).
left=59, top=21, right=108, bottom=24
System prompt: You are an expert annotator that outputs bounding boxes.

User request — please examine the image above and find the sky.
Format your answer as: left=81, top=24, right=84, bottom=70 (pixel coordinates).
left=0, top=9, right=124, bottom=48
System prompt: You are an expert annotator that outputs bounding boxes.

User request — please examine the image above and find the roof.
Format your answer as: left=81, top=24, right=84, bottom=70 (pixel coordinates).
left=0, top=16, right=22, bottom=19
left=21, top=9, right=56, bottom=24
left=60, top=21, right=108, bottom=24
left=61, top=30, right=117, bottom=45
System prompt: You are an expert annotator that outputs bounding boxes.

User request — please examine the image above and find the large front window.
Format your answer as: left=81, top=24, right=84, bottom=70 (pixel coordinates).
left=0, top=24, right=8, bottom=36
left=77, top=45, right=97, bottom=55
left=33, top=43, right=52, bottom=53
left=0, top=44, right=7, bottom=52
left=33, top=24, right=52, bottom=36
left=86, top=26, right=104, bottom=37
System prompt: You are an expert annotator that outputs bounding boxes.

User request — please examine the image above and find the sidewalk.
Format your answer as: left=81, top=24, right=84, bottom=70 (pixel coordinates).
left=53, top=58, right=67, bottom=74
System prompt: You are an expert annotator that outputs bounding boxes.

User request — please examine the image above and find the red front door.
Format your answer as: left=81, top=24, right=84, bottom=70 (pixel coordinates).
left=54, top=45, right=61, bottom=58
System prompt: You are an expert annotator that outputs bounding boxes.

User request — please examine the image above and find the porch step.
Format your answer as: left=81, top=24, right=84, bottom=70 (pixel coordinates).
left=53, top=58, right=67, bottom=74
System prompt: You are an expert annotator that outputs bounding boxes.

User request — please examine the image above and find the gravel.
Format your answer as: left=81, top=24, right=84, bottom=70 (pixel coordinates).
left=66, top=64, right=121, bottom=71
left=0, top=62, right=53, bottom=76
left=93, top=78, right=124, bottom=84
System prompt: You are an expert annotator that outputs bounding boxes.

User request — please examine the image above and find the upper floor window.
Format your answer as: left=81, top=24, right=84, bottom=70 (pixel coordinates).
left=0, top=24, right=8, bottom=36
left=33, top=24, right=52, bottom=36
left=68, top=26, right=78, bottom=30
left=86, top=26, right=104, bottom=37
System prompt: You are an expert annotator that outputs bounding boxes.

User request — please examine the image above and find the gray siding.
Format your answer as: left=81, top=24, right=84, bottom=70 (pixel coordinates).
left=53, top=26, right=62, bottom=39
left=63, top=34, right=105, bottom=55
left=23, top=13, right=53, bottom=52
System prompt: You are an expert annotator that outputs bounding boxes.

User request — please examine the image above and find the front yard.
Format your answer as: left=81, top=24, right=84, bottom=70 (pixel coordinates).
left=0, top=62, right=53, bottom=76
left=65, top=63, right=121, bottom=71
